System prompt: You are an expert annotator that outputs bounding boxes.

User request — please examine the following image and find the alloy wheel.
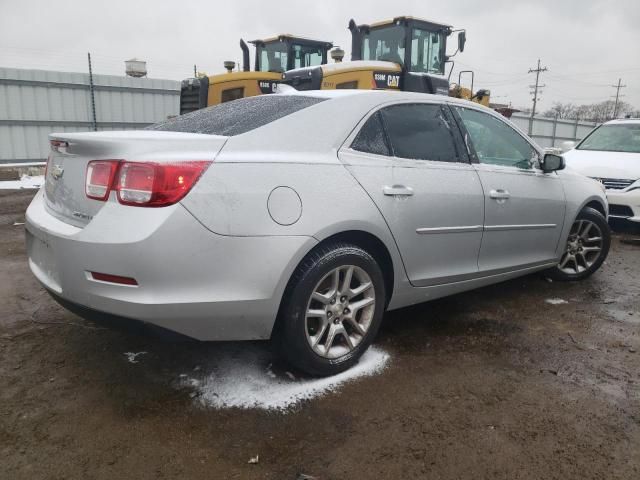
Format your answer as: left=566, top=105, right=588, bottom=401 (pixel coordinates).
left=557, top=219, right=604, bottom=275
left=305, top=265, right=376, bottom=359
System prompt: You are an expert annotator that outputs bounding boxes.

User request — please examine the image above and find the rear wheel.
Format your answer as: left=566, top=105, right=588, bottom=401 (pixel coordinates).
left=274, top=242, right=386, bottom=376
left=547, top=207, right=610, bottom=281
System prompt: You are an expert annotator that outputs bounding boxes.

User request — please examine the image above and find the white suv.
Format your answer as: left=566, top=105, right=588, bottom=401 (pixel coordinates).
left=563, top=119, right=640, bottom=223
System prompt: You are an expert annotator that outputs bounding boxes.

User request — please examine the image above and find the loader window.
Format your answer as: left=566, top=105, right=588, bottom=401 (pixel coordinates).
left=257, top=41, right=288, bottom=73
left=293, top=44, right=323, bottom=69
left=411, top=29, right=445, bottom=75
left=362, top=25, right=406, bottom=66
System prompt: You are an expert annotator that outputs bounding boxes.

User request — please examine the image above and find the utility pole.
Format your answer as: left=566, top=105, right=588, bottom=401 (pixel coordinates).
left=87, top=52, right=97, bottom=132
left=194, top=64, right=197, bottom=77
left=611, top=78, right=627, bottom=118
left=528, top=59, right=548, bottom=118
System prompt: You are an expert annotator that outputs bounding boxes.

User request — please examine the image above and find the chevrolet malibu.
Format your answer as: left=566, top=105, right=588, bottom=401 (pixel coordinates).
left=26, top=91, right=610, bottom=376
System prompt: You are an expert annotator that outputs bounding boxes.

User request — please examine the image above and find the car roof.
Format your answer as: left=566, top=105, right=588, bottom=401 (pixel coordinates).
left=604, top=118, right=640, bottom=125
left=278, top=88, right=483, bottom=108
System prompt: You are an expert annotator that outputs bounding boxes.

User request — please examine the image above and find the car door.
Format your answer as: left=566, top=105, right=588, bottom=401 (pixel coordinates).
left=339, top=101, right=485, bottom=287
left=451, top=105, right=566, bottom=273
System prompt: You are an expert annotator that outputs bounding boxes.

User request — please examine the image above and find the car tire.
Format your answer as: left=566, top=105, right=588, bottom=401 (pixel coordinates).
left=546, top=207, right=611, bottom=282
left=274, top=242, right=386, bottom=376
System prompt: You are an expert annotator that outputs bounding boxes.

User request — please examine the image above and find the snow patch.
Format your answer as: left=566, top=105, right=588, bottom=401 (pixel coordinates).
left=545, top=298, right=569, bottom=305
left=0, top=175, right=44, bottom=190
left=124, top=351, right=147, bottom=363
left=180, top=345, right=390, bottom=411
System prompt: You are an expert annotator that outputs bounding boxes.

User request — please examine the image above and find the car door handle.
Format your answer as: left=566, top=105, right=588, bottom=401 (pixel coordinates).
left=489, top=189, right=511, bottom=200
left=383, top=185, right=414, bottom=196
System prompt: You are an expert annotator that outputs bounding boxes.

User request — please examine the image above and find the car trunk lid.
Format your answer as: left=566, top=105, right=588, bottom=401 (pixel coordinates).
left=44, top=131, right=227, bottom=228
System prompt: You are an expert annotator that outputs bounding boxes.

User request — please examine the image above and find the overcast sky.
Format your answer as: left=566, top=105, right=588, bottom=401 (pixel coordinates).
left=1, top=0, right=639, bottom=111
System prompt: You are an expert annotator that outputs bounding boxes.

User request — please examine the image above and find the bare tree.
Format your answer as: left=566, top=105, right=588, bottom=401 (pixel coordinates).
left=541, top=100, right=635, bottom=122
left=543, top=102, right=577, bottom=119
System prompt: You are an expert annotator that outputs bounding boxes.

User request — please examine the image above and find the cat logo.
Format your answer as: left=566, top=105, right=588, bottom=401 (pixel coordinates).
left=373, top=72, right=401, bottom=90
left=387, top=75, right=400, bottom=88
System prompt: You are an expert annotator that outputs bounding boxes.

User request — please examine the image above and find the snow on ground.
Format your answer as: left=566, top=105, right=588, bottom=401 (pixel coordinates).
left=123, top=352, right=147, bottom=364
left=0, top=175, right=44, bottom=190
left=179, top=345, right=390, bottom=411
left=545, top=298, right=569, bottom=305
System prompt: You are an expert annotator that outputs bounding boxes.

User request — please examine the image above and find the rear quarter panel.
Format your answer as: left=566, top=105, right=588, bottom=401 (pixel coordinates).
left=180, top=155, right=408, bottom=299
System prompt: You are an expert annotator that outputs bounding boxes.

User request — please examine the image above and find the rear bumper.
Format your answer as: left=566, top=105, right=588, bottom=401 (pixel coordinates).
left=606, top=189, right=640, bottom=223
left=25, top=190, right=317, bottom=340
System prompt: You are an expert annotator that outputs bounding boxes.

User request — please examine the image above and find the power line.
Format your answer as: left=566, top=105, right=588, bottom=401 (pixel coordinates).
left=528, top=59, right=548, bottom=119
left=611, top=78, right=627, bottom=118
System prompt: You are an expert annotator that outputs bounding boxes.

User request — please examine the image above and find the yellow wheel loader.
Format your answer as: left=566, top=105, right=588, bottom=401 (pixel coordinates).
left=180, top=35, right=333, bottom=114
left=282, top=16, right=489, bottom=105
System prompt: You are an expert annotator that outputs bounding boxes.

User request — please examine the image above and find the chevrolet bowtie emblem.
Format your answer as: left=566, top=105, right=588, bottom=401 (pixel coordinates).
left=52, top=164, right=64, bottom=180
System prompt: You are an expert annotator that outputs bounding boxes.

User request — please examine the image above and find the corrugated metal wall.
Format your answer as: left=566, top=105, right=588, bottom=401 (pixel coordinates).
left=0, top=67, right=179, bottom=164
left=510, top=113, right=598, bottom=148
left=0, top=66, right=600, bottom=162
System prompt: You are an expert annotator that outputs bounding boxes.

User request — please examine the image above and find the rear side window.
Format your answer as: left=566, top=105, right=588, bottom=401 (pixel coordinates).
left=351, top=112, right=391, bottom=156
left=147, top=95, right=326, bottom=136
left=381, top=104, right=461, bottom=162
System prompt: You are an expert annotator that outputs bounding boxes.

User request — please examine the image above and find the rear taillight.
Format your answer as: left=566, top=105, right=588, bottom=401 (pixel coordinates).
left=116, top=161, right=211, bottom=207
left=85, top=160, right=120, bottom=200
left=84, top=160, right=211, bottom=207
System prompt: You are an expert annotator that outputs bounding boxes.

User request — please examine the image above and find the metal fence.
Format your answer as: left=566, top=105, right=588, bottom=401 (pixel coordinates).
left=509, top=113, right=598, bottom=149
left=1, top=67, right=601, bottom=163
left=0, top=67, right=180, bottom=164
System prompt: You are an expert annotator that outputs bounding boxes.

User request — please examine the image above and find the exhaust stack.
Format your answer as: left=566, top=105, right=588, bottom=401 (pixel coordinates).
left=240, top=39, right=250, bottom=72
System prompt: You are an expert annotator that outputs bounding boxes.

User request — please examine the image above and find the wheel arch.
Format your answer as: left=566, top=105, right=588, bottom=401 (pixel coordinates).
left=272, top=228, right=399, bottom=337
left=313, top=230, right=395, bottom=300
left=583, top=199, right=607, bottom=218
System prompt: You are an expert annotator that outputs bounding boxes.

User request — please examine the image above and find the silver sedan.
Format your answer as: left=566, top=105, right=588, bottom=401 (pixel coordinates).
left=26, top=91, right=610, bottom=376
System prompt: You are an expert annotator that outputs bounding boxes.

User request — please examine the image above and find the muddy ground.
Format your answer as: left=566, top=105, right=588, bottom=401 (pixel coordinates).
left=1, top=189, right=639, bottom=479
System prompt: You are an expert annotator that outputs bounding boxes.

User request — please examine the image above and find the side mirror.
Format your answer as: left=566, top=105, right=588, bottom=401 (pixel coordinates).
left=458, top=31, right=466, bottom=53
left=540, top=153, right=565, bottom=173
left=559, top=140, right=577, bottom=153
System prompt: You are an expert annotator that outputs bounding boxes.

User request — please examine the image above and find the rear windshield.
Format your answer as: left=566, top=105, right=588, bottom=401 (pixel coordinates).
left=147, top=95, right=325, bottom=136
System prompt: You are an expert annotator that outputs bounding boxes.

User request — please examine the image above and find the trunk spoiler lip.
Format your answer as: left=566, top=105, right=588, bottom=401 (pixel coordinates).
left=48, top=130, right=229, bottom=142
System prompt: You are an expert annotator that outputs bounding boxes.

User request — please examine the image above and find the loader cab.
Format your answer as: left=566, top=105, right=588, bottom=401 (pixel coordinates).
left=251, top=35, right=333, bottom=73
left=352, top=17, right=450, bottom=75
left=179, top=35, right=332, bottom=114
left=350, top=16, right=456, bottom=95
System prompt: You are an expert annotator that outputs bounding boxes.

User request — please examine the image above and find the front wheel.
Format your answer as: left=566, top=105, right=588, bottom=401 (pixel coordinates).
left=547, top=207, right=611, bottom=281
left=274, top=242, right=386, bottom=376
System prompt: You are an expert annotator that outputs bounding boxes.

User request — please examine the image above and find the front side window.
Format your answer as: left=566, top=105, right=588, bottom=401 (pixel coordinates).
left=380, top=104, right=461, bottom=162
left=362, top=25, right=406, bottom=65
left=293, top=44, right=323, bottom=69
left=455, top=107, right=537, bottom=169
left=258, top=42, right=288, bottom=72
left=577, top=123, right=640, bottom=154
left=410, top=28, right=445, bottom=75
